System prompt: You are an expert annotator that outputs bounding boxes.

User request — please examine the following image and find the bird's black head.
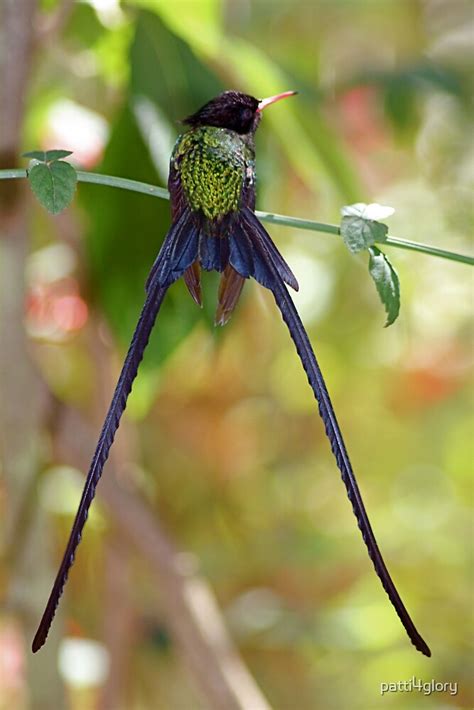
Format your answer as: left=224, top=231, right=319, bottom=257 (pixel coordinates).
left=183, top=90, right=296, bottom=135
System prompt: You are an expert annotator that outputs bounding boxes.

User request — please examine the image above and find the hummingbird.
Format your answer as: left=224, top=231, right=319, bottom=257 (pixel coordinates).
left=33, top=91, right=430, bottom=656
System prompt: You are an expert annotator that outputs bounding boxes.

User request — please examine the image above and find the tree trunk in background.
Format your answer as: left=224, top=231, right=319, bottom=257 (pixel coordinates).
left=0, top=1, right=65, bottom=707
left=0, top=4, right=272, bottom=708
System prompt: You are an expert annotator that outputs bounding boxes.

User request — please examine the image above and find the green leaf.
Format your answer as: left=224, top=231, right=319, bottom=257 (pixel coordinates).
left=368, top=246, right=400, bottom=327
left=44, top=149, right=74, bottom=162
left=340, top=203, right=393, bottom=254
left=130, top=11, right=223, bottom=131
left=340, top=216, right=388, bottom=253
left=28, top=160, right=77, bottom=214
left=23, top=149, right=73, bottom=162
left=23, top=150, right=48, bottom=161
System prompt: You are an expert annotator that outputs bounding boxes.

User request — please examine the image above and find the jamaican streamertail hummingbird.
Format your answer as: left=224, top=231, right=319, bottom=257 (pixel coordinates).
left=33, top=91, right=430, bottom=656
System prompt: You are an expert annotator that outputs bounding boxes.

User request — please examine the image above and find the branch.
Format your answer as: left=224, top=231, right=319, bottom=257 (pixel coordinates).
left=100, top=538, right=136, bottom=710
left=53, top=400, right=272, bottom=710
left=0, top=1, right=36, bottom=159
left=0, top=2, right=66, bottom=707
left=1, top=168, right=472, bottom=266
left=35, top=0, right=75, bottom=45
left=101, top=476, right=272, bottom=710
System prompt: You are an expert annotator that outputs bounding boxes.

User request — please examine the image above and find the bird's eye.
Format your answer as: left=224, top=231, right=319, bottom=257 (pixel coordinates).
left=241, top=108, right=253, bottom=122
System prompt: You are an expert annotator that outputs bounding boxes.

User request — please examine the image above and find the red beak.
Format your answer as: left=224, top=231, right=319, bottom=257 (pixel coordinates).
left=257, top=91, right=297, bottom=112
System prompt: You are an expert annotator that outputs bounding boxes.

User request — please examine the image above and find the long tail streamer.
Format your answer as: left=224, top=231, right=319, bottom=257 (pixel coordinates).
left=33, top=212, right=203, bottom=652
left=32, top=282, right=169, bottom=652
left=244, top=209, right=431, bottom=657
left=34, top=205, right=430, bottom=656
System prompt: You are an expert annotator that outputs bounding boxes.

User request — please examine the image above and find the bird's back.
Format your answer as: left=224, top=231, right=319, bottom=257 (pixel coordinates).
left=170, top=126, right=255, bottom=223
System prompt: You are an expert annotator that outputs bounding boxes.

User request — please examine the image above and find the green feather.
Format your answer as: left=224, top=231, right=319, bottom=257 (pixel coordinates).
left=172, top=126, right=254, bottom=220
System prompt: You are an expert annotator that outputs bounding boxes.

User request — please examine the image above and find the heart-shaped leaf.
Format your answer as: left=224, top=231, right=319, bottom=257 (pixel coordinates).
left=368, top=246, right=400, bottom=326
left=340, top=202, right=394, bottom=253
left=28, top=160, right=77, bottom=215
left=340, top=215, right=388, bottom=253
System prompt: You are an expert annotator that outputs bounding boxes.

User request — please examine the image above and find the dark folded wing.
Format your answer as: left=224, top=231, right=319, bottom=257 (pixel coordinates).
left=228, top=206, right=299, bottom=291
left=146, top=209, right=200, bottom=291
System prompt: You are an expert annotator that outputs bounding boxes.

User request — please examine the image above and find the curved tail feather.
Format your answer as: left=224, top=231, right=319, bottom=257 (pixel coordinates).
left=249, top=218, right=431, bottom=657
left=33, top=217, right=199, bottom=652
left=32, top=282, right=168, bottom=652
left=215, top=265, right=246, bottom=326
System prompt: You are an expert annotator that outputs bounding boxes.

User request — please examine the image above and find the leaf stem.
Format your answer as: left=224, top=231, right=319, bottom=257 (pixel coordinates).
left=1, top=168, right=472, bottom=266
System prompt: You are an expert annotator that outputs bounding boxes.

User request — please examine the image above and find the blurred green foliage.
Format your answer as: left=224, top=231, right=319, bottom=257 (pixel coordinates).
left=16, top=0, right=474, bottom=708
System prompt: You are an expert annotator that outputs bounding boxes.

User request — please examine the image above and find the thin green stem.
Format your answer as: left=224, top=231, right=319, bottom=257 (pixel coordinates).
left=256, top=211, right=474, bottom=266
left=76, top=171, right=169, bottom=200
left=0, top=168, right=26, bottom=179
left=1, top=168, right=472, bottom=266
left=383, top=236, right=473, bottom=265
left=255, top=210, right=339, bottom=235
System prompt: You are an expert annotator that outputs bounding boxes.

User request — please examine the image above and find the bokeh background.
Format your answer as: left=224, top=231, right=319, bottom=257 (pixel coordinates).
left=0, top=1, right=472, bottom=709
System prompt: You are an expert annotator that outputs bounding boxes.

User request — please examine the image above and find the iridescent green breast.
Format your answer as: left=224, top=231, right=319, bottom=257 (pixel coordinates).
left=172, top=126, right=254, bottom=221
